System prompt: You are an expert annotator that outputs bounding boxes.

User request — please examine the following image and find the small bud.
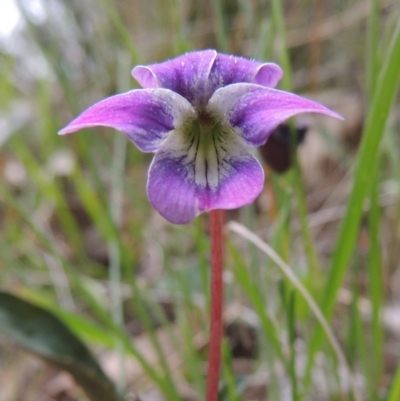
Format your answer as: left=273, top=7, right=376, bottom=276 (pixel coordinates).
left=258, top=123, right=308, bottom=173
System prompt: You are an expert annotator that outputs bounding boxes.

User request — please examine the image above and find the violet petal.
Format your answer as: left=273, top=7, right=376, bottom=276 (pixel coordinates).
left=132, top=50, right=283, bottom=107
left=58, top=89, right=195, bottom=153
left=133, top=50, right=217, bottom=108
left=147, top=127, right=264, bottom=224
left=208, top=83, right=343, bottom=147
left=209, top=53, right=283, bottom=88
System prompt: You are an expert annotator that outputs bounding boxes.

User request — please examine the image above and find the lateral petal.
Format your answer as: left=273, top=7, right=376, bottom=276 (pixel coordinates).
left=59, top=89, right=195, bottom=153
left=208, top=83, right=343, bottom=147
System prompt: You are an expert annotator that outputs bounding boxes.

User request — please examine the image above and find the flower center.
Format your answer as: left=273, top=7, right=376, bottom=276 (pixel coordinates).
left=183, top=111, right=232, bottom=189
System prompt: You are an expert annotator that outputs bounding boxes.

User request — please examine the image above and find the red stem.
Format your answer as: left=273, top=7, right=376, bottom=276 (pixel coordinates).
left=206, top=209, right=224, bottom=401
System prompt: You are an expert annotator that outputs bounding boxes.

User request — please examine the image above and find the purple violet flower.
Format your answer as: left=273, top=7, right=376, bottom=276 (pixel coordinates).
left=59, top=50, right=342, bottom=224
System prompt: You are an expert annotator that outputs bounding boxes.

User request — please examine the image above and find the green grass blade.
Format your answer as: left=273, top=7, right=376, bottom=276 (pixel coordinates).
left=16, top=289, right=117, bottom=348
left=228, top=221, right=362, bottom=401
left=386, top=364, right=400, bottom=401
left=211, top=0, right=229, bottom=52
left=367, top=158, right=384, bottom=398
left=367, top=0, right=380, bottom=99
left=287, top=291, right=299, bottom=401
left=228, top=240, right=283, bottom=360
left=222, top=341, right=241, bottom=401
left=270, top=0, right=293, bottom=90
left=99, top=0, right=141, bottom=63
left=304, top=15, right=400, bottom=388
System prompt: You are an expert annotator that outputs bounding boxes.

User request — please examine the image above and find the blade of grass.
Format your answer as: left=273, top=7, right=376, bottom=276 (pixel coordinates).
left=70, top=167, right=124, bottom=250
left=279, top=282, right=299, bottom=401
left=346, top=258, right=363, bottom=375
left=386, top=364, right=400, bottom=401
left=222, top=341, right=241, bottom=401
left=169, top=0, right=190, bottom=53
left=367, top=0, right=380, bottom=99
left=228, top=240, right=284, bottom=360
left=255, top=18, right=274, bottom=60
left=210, top=0, right=229, bottom=52
left=228, top=221, right=362, bottom=401
left=179, top=310, right=206, bottom=395
left=383, top=128, right=400, bottom=272
left=270, top=0, right=292, bottom=90
left=287, top=291, right=299, bottom=401
left=291, top=165, right=321, bottom=281
left=0, top=54, right=15, bottom=110
left=270, top=174, right=291, bottom=262
left=367, top=158, right=384, bottom=399
left=16, top=288, right=117, bottom=348
left=304, top=16, right=400, bottom=388
left=99, top=0, right=141, bottom=64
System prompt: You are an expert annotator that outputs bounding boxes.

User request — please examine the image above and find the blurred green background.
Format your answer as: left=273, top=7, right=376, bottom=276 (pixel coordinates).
left=1, top=0, right=400, bottom=400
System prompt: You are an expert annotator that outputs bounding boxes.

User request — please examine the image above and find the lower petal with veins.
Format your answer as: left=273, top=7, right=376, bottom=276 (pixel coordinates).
left=147, top=124, right=264, bottom=224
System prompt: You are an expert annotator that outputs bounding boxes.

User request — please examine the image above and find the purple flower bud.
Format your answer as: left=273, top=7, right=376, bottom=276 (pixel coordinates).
left=258, top=123, right=308, bottom=173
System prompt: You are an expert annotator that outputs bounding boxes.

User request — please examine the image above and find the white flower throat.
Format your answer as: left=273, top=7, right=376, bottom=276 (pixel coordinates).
left=178, top=111, right=236, bottom=189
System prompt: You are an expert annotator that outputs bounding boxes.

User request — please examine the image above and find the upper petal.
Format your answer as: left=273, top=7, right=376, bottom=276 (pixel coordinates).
left=208, top=83, right=343, bottom=147
left=58, top=89, right=195, bottom=152
left=147, top=124, right=264, bottom=224
left=132, top=50, right=217, bottom=108
left=208, top=53, right=283, bottom=89
left=132, top=50, right=283, bottom=107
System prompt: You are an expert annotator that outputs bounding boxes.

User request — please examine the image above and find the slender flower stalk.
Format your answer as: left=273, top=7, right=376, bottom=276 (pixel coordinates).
left=206, top=209, right=224, bottom=401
